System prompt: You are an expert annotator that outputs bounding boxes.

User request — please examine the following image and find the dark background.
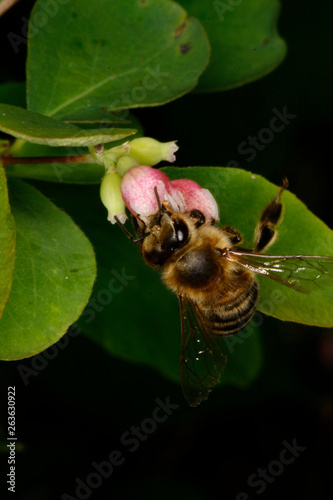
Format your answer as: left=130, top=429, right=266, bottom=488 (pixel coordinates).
left=1, top=1, right=333, bottom=499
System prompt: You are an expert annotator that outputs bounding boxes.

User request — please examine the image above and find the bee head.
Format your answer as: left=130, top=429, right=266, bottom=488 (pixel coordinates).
left=141, top=213, right=191, bottom=267
left=135, top=187, right=207, bottom=268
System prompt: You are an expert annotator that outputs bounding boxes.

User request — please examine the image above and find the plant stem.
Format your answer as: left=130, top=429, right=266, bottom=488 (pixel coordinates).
left=1, top=154, right=94, bottom=166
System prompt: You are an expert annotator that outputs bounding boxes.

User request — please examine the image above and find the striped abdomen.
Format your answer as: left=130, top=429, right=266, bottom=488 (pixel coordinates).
left=200, top=269, right=259, bottom=337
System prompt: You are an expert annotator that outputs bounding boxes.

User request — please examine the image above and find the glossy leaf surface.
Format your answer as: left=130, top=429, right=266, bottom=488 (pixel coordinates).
left=0, top=163, right=16, bottom=319
left=0, top=180, right=96, bottom=360
left=27, top=0, right=210, bottom=118
left=0, top=103, right=136, bottom=147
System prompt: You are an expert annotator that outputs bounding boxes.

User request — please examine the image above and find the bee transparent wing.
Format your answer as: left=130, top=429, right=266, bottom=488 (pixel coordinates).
left=227, top=251, right=333, bottom=293
left=179, top=295, right=227, bottom=407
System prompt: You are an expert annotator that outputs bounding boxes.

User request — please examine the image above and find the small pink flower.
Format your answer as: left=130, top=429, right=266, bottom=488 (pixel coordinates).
left=121, top=166, right=186, bottom=219
left=121, top=166, right=219, bottom=222
left=170, top=179, right=219, bottom=221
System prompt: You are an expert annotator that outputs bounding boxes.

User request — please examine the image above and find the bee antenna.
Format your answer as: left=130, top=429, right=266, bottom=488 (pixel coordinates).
left=154, top=186, right=164, bottom=214
left=134, top=232, right=151, bottom=243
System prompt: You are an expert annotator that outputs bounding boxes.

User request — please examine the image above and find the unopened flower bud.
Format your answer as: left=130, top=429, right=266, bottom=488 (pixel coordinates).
left=125, top=137, right=178, bottom=166
left=116, top=155, right=140, bottom=177
left=100, top=171, right=127, bottom=224
left=170, top=179, right=219, bottom=221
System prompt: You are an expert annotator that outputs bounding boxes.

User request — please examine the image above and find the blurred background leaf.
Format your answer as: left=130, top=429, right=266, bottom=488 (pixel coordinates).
left=179, top=0, right=286, bottom=91
left=0, top=81, right=26, bottom=107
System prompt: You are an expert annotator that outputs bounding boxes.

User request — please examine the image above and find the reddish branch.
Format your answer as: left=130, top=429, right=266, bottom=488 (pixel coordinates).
left=1, top=154, right=92, bottom=166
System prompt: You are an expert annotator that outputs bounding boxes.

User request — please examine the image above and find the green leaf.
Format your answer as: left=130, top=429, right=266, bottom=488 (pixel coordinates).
left=219, top=327, right=263, bottom=387
left=61, top=106, right=134, bottom=125
left=0, top=140, right=10, bottom=156
left=178, top=0, right=286, bottom=91
left=0, top=103, right=136, bottom=146
left=0, top=180, right=96, bottom=360
left=164, top=167, right=333, bottom=326
left=26, top=0, right=210, bottom=118
left=34, top=182, right=263, bottom=388
left=0, top=163, right=16, bottom=319
left=0, top=82, right=26, bottom=107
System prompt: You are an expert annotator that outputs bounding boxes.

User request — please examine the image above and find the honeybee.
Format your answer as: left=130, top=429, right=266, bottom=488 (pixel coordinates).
left=116, top=181, right=333, bottom=406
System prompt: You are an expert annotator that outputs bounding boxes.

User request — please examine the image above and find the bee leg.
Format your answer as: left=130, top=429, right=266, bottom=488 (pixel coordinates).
left=254, top=178, right=288, bottom=253
left=189, top=209, right=206, bottom=228
left=221, top=225, right=243, bottom=245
